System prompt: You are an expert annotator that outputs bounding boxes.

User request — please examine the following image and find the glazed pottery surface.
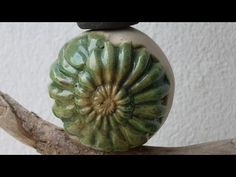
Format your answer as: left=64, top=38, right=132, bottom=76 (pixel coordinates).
left=49, top=28, right=175, bottom=152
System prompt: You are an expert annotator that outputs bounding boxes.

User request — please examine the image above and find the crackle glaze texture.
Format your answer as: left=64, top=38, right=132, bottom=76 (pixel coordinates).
left=49, top=32, right=172, bottom=151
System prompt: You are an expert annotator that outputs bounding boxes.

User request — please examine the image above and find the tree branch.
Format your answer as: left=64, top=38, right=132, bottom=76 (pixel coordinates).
left=0, top=91, right=236, bottom=155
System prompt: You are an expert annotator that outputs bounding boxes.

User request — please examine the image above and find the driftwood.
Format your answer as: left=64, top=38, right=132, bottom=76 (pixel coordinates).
left=0, top=90, right=236, bottom=155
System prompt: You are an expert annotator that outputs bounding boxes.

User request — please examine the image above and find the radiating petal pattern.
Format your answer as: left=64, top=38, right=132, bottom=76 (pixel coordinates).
left=49, top=33, right=172, bottom=152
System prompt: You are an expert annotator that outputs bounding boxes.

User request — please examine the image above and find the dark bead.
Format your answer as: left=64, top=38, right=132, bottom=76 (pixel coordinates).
left=77, top=22, right=139, bottom=30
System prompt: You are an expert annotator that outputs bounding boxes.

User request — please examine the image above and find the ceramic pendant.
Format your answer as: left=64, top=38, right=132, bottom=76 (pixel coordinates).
left=49, top=27, right=175, bottom=152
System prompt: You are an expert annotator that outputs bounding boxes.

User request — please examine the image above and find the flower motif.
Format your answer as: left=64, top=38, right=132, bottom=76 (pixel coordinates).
left=49, top=33, right=171, bottom=152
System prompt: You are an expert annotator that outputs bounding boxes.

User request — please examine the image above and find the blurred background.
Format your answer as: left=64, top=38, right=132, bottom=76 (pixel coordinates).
left=0, top=22, right=236, bottom=154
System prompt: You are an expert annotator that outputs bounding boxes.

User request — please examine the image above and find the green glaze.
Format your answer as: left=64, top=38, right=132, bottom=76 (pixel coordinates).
left=49, top=33, right=171, bottom=152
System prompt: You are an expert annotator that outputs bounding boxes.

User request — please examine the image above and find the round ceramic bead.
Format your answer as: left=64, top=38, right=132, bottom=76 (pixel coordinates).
left=49, top=28, right=175, bottom=152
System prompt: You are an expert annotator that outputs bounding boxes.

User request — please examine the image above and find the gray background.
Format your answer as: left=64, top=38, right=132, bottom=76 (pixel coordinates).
left=0, top=22, right=235, bottom=154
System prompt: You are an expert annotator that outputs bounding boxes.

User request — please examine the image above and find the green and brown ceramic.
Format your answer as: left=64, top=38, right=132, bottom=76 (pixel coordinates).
left=49, top=28, right=175, bottom=152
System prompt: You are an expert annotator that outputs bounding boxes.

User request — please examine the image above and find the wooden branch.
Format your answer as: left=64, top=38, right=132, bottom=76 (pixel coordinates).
left=0, top=91, right=236, bottom=155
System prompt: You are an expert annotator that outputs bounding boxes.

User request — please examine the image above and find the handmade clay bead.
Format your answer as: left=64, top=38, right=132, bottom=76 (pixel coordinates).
left=49, top=28, right=175, bottom=152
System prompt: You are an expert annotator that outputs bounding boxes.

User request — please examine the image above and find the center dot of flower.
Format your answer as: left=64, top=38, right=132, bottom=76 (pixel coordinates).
left=94, top=97, right=116, bottom=116
left=92, top=85, right=119, bottom=116
left=103, top=98, right=115, bottom=114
